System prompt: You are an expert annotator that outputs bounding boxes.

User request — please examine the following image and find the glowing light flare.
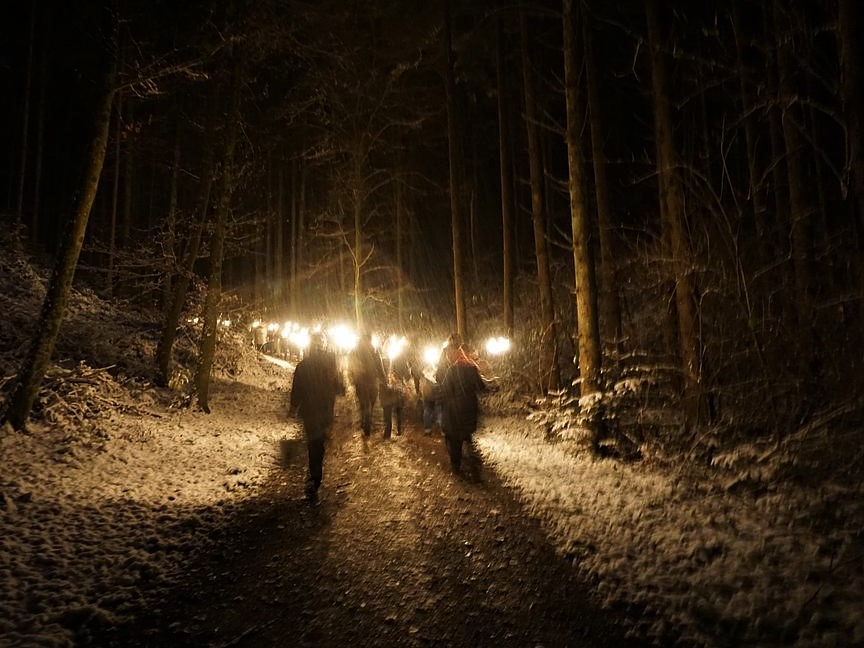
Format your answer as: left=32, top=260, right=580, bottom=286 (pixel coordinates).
left=422, top=345, right=441, bottom=367
left=251, top=319, right=262, bottom=329
left=383, top=335, right=408, bottom=361
left=289, top=328, right=311, bottom=351
left=327, top=323, right=358, bottom=352
left=485, top=336, right=511, bottom=356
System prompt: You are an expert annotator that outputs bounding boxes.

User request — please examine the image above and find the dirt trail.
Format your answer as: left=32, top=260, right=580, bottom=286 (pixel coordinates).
left=100, top=396, right=645, bottom=648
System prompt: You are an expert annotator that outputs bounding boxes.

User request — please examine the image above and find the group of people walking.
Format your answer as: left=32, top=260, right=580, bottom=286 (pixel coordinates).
left=288, top=330, right=487, bottom=502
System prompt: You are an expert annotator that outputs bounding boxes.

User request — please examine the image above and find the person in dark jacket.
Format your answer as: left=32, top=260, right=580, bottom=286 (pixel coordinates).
left=347, top=331, right=386, bottom=437
left=289, top=332, right=345, bottom=501
left=440, top=345, right=485, bottom=472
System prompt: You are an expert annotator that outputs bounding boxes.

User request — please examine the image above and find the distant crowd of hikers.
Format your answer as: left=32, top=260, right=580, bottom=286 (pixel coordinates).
left=288, top=331, right=488, bottom=502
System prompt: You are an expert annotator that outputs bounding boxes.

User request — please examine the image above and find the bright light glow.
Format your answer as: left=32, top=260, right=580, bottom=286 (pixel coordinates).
left=485, top=336, right=511, bottom=356
left=267, top=322, right=279, bottom=332
left=252, top=319, right=261, bottom=329
left=220, top=319, right=231, bottom=328
left=327, top=323, right=358, bottom=352
left=422, top=345, right=440, bottom=367
left=371, top=333, right=381, bottom=349
left=384, top=334, right=408, bottom=361
left=289, top=328, right=310, bottom=351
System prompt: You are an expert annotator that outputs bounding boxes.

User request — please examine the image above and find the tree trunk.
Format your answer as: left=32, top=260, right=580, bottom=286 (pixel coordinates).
left=353, top=151, right=364, bottom=330
left=31, top=35, right=47, bottom=246
left=162, top=132, right=181, bottom=313
left=563, top=0, right=602, bottom=447
left=2, top=65, right=116, bottom=431
left=520, top=2, right=559, bottom=393
left=290, top=157, right=298, bottom=317
left=839, top=0, right=864, bottom=300
left=646, top=0, right=706, bottom=427
left=583, top=1, right=623, bottom=350
left=496, top=13, right=515, bottom=337
left=732, top=2, right=770, bottom=261
left=108, top=91, right=122, bottom=297
left=155, top=91, right=218, bottom=387
left=195, top=56, right=243, bottom=413
left=16, top=2, right=36, bottom=223
left=773, top=0, right=813, bottom=387
left=444, top=0, right=467, bottom=339
left=276, top=163, right=285, bottom=307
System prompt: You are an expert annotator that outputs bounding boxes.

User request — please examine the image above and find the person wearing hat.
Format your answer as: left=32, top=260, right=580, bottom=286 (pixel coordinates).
left=289, top=332, right=345, bottom=502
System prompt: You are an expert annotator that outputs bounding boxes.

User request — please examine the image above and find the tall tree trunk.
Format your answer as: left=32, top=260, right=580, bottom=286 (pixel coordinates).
left=563, top=0, right=602, bottom=443
left=16, top=2, right=36, bottom=224
left=353, top=153, right=365, bottom=330
left=162, top=132, right=181, bottom=313
left=444, top=0, right=467, bottom=339
left=732, top=3, right=770, bottom=260
left=839, top=0, right=864, bottom=299
left=773, top=0, right=813, bottom=389
left=3, top=65, right=116, bottom=431
left=31, top=35, right=47, bottom=246
left=289, top=157, right=298, bottom=317
left=583, top=1, right=623, bottom=350
left=496, top=14, right=515, bottom=337
left=155, top=91, right=218, bottom=386
left=395, top=161, right=404, bottom=330
left=195, top=56, right=243, bottom=413
left=646, top=0, right=706, bottom=427
left=520, top=2, right=559, bottom=393
left=121, top=102, right=134, bottom=247
left=108, top=91, right=122, bottom=297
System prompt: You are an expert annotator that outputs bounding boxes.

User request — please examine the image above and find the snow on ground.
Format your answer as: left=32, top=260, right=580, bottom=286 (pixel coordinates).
left=0, top=354, right=299, bottom=647
left=1, top=346, right=862, bottom=647
left=475, top=420, right=864, bottom=647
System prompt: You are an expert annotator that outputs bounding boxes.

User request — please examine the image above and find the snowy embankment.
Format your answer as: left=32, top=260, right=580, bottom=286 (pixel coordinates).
left=475, top=418, right=864, bottom=647
left=0, top=358, right=297, bottom=647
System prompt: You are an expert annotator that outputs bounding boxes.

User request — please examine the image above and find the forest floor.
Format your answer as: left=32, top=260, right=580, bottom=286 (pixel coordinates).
left=93, top=391, right=645, bottom=648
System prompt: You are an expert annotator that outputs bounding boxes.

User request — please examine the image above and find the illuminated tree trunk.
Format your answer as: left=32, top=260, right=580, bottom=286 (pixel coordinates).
left=496, top=13, right=515, bottom=337
left=520, top=1, right=559, bottom=392
left=563, top=0, right=602, bottom=447
left=646, top=0, right=706, bottom=426
left=195, top=54, right=243, bottom=413
left=583, top=1, right=623, bottom=350
left=563, top=0, right=601, bottom=390
left=3, top=65, right=116, bottom=430
left=444, top=0, right=467, bottom=339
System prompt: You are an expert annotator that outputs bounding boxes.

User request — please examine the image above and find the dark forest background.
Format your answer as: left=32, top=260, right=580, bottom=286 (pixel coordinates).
left=1, top=0, right=862, bottom=465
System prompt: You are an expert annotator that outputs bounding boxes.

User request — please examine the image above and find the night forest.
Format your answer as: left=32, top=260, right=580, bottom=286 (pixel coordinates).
left=2, top=0, right=863, bottom=455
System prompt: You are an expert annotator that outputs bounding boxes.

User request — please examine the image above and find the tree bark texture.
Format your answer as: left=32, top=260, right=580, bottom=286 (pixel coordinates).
left=562, top=0, right=601, bottom=397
